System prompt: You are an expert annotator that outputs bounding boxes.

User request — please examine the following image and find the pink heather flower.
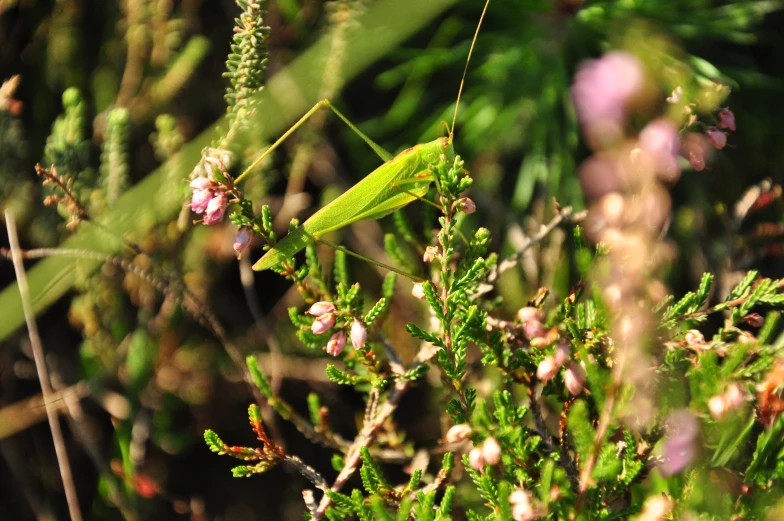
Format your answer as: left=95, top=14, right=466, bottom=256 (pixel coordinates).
left=456, top=197, right=476, bottom=214
left=638, top=119, right=681, bottom=180
left=564, top=362, right=586, bottom=396
left=203, top=192, right=228, bottom=225
left=554, top=339, right=571, bottom=366
left=666, top=86, right=683, bottom=104
left=311, top=314, right=336, bottom=335
left=684, top=329, right=705, bottom=347
left=708, top=395, right=727, bottom=421
left=509, top=488, right=543, bottom=521
left=325, top=331, right=347, bottom=356
left=536, top=357, right=558, bottom=382
left=682, top=133, right=710, bottom=171
left=423, top=246, right=438, bottom=263
left=659, top=409, right=698, bottom=477
left=468, top=447, right=485, bottom=470
left=233, top=227, right=252, bottom=258
left=745, top=313, right=764, bottom=327
left=524, top=320, right=546, bottom=341
left=190, top=188, right=214, bottom=214
left=190, top=177, right=213, bottom=191
left=445, top=424, right=472, bottom=444
left=307, top=301, right=336, bottom=317
left=571, top=51, right=644, bottom=144
left=412, top=283, right=426, bottom=300
left=350, top=319, right=367, bottom=350
left=517, top=306, right=544, bottom=323
left=705, top=127, right=727, bottom=150
left=717, top=108, right=736, bottom=131
left=481, top=437, right=502, bottom=466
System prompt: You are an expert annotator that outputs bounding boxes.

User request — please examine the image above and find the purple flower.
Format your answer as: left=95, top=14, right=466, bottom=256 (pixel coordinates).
left=191, top=188, right=214, bottom=214
left=233, top=227, right=252, bottom=257
left=350, top=319, right=367, bottom=350
left=682, top=133, right=711, bottom=172
left=536, top=357, right=558, bottom=382
left=203, top=193, right=228, bottom=225
left=325, top=331, right=347, bottom=356
left=638, top=119, right=681, bottom=180
left=456, top=197, right=476, bottom=214
left=659, top=409, right=699, bottom=477
left=705, top=127, right=727, bottom=150
left=564, top=362, right=586, bottom=396
left=717, top=108, right=736, bottom=131
left=571, top=51, right=644, bottom=146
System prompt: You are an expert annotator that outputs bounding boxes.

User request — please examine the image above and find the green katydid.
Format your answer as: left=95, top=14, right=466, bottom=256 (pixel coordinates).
left=246, top=1, right=490, bottom=274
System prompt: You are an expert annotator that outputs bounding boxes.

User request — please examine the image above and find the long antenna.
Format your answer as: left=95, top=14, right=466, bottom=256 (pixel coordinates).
left=449, top=0, right=491, bottom=142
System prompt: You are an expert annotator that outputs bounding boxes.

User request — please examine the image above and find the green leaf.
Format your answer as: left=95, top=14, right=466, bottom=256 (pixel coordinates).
left=204, top=429, right=225, bottom=454
left=246, top=355, right=274, bottom=398
left=326, top=364, right=367, bottom=386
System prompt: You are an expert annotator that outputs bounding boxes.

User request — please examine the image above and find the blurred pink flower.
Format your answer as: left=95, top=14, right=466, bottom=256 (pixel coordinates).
left=233, top=227, right=252, bottom=258
left=445, top=424, right=472, bottom=444
left=326, top=331, right=347, bottom=356
left=554, top=339, right=571, bottom=366
left=481, top=437, right=502, bottom=466
left=517, top=306, right=544, bottom=323
left=638, top=119, right=681, bottom=180
left=564, top=362, right=586, bottom=396
left=705, top=127, right=727, bottom=150
left=468, top=447, right=485, bottom=470
left=524, top=320, right=546, bottom=341
left=456, top=197, right=476, bottom=214
left=659, top=409, right=699, bottom=477
left=717, top=108, right=736, bottom=131
left=666, top=86, right=683, bottom=104
left=571, top=51, right=644, bottom=147
left=412, top=283, right=426, bottom=300
left=682, top=133, right=711, bottom=171
left=536, top=357, right=558, bottom=382
left=307, top=301, right=336, bottom=317
left=311, top=314, right=336, bottom=335
left=423, top=246, right=438, bottom=263
left=203, top=193, right=228, bottom=225
left=350, top=319, right=367, bottom=350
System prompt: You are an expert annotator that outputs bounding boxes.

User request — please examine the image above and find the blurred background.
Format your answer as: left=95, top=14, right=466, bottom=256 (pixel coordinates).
left=1, top=0, right=783, bottom=519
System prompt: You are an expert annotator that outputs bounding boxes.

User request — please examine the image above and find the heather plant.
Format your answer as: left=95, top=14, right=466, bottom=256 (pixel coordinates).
left=2, top=1, right=784, bottom=520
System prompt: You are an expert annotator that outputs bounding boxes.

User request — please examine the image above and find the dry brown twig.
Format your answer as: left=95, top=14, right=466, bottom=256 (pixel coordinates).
left=5, top=210, right=84, bottom=521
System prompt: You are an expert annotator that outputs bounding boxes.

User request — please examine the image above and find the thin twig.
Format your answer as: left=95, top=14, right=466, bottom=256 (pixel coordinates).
left=5, top=210, right=84, bottom=521
left=484, top=206, right=586, bottom=287
left=313, top=378, right=412, bottom=518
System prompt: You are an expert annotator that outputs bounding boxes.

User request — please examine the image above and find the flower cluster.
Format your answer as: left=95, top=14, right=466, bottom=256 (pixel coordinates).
left=306, top=301, right=367, bottom=356
left=669, top=89, right=736, bottom=171
left=189, top=157, right=236, bottom=226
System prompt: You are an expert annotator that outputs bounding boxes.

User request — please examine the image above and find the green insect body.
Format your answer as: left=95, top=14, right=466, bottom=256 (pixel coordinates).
left=252, top=136, right=455, bottom=271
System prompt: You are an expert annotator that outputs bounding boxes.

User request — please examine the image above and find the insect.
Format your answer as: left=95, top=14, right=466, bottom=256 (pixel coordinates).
left=248, top=1, right=490, bottom=273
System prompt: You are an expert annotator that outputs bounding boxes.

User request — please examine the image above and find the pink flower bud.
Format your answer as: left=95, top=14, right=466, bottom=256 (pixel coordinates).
left=536, top=357, right=558, bottom=382
left=203, top=192, right=228, bottom=225
left=517, top=306, right=544, bottom=323
left=684, top=329, right=704, bottom=347
left=444, top=424, right=472, bottom=444
left=233, top=227, right=252, bottom=258
left=717, top=108, right=736, bottom=131
left=724, top=384, right=746, bottom=411
left=554, top=339, right=571, bottom=366
left=564, top=362, right=586, bottom=396
left=456, top=197, right=476, bottom=214
left=325, top=330, right=347, bottom=356
left=682, top=133, right=710, bottom=172
left=705, top=127, right=727, bottom=150
left=423, top=246, right=438, bottom=263
left=350, top=319, right=367, bottom=350
left=481, top=437, right=502, bottom=466
left=708, top=394, right=727, bottom=421
left=468, top=447, right=485, bottom=470
left=190, top=188, right=213, bottom=214
left=307, top=301, right=336, bottom=317
left=311, top=314, right=336, bottom=335
left=745, top=313, right=764, bottom=327
left=524, top=320, right=546, bottom=341
left=412, top=283, right=426, bottom=300
left=190, top=177, right=213, bottom=191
